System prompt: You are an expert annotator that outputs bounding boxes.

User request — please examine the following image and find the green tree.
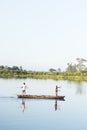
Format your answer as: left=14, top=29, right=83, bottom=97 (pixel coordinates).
left=49, top=68, right=56, bottom=72
left=76, top=58, right=87, bottom=72
left=66, top=63, right=77, bottom=72
left=57, top=68, right=61, bottom=72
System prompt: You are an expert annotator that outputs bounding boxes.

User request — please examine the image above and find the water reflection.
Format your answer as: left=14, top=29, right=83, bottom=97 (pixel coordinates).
left=54, top=99, right=61, bottom=111
left=67, top=80, right=86, bottom=95
left=21, top=98, right=25, bottom=112
left=21, top=98, right=63, bottom=112
left=54, top=100, right=57, bottom=111
left=75, top=82, right=85, bottom=94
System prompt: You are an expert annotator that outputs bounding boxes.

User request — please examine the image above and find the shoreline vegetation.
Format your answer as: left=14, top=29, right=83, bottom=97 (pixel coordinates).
left=0, top=65, right=87, bottom=81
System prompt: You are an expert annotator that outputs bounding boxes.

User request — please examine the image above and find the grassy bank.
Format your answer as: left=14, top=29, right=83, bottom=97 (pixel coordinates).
left=0, top=71, right=87, bottom=81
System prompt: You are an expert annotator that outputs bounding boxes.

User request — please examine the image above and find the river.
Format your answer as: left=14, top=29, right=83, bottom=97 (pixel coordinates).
left=0, top=78, right=87, bottom=130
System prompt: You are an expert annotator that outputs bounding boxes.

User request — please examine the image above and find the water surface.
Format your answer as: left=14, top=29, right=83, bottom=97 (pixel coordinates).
left=0, top=78, right=87, bottom=130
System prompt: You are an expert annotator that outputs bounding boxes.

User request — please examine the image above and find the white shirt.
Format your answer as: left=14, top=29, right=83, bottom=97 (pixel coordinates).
left=22, top=84, right=27, bottom=91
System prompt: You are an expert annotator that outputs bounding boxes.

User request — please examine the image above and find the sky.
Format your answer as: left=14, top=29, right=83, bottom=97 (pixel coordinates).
left=0, top=0, right=87, bottom=71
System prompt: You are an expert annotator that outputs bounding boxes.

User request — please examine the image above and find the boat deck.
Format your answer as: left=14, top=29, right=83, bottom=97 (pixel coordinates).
left=17, top=94, right=65, bottom=100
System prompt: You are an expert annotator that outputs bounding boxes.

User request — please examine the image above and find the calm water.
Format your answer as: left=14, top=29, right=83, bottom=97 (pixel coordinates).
left=0, top=78, right=87, bottom=130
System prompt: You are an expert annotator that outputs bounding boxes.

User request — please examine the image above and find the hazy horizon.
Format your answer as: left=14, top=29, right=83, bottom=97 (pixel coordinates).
left=0, top=0, right=87, bottom=71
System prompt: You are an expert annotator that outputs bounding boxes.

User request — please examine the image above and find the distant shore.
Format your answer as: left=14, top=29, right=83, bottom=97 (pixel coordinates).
left=0, top=65, right=87, bottom=81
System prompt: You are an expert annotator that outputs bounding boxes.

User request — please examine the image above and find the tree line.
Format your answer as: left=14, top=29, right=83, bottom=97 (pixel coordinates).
left=49, top=58, right=87, bottom=73
left=0, top=58, right=87, bottom=80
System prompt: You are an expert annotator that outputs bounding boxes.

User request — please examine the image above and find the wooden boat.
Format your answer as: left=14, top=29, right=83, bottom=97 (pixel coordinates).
left=17, top=94, right=65, bottom=100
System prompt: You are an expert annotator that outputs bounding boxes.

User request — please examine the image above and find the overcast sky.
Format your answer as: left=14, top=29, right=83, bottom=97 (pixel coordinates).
left=0, top=0, right=87, bottom=71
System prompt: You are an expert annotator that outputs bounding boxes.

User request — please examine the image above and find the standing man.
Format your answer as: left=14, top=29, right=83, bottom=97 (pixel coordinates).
left=55, top=85, right=58, bottom=96
left=21, top=82, right=27, bottom=95
left=55, top=85, right=60, bottom=96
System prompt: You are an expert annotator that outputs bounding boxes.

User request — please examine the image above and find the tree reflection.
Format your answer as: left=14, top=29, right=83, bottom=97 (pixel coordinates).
left=76, top=82, right=85, bottom=94
left=67, top=80, right=86, bottom=95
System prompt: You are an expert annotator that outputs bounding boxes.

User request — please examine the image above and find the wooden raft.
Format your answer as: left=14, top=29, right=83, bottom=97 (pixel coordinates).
left=17, top=94, right=65, bottom=100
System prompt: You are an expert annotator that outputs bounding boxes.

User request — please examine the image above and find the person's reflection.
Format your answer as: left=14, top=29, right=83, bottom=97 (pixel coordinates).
left=54, top=100, right=61, bottom=111
left=21, top=98, right=25, bottom=112
left=54, top=99, right=57, bottom=111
